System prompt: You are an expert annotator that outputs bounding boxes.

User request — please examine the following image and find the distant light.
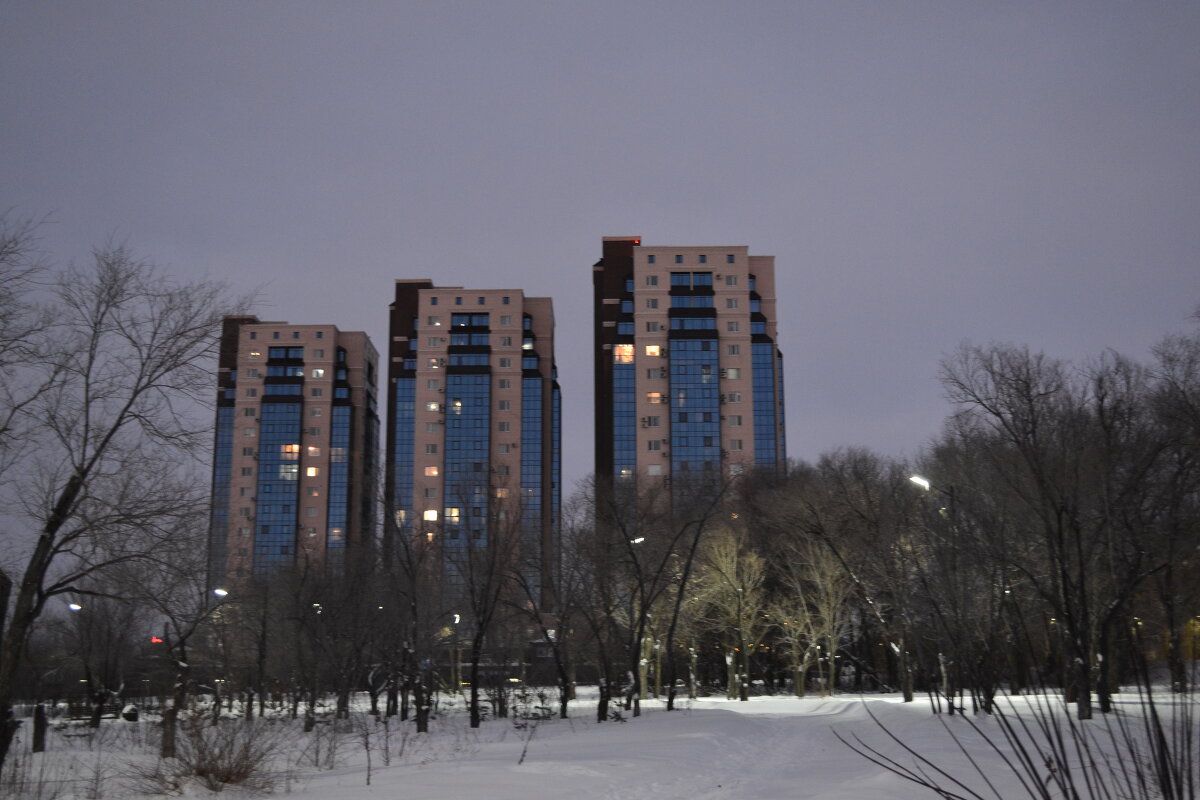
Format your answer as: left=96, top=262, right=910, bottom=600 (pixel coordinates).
left=909, top=475, right=931, bottom=491
left=68, top=602, right=83, bottom=611
left=212, top=588, right=229, bottom=597
left=151, top=636, right=164, bottom=643
left=630, top=537, right=645, bottom=544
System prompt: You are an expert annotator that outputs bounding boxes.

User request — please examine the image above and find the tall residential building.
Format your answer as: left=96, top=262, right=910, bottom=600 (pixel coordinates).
left=386, top=282, right=561, bottom=608
left=593, top=237, right=786, bottom=494
left=207, top=316, right=379, bottom=588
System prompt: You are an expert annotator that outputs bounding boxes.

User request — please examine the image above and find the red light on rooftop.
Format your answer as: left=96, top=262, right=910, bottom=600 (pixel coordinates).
left=633, top=238, right=640, bottom=245
left=150, top=636, right=163, bottom=643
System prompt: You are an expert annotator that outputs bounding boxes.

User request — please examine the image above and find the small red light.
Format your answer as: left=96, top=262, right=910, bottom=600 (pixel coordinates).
left=634, top=238, right=640, bottom=244
left=151, top=636, right=163, bottom=643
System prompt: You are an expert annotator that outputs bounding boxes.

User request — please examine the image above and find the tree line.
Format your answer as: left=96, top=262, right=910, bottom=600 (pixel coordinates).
left=1, top=216, right=1197, bottom=776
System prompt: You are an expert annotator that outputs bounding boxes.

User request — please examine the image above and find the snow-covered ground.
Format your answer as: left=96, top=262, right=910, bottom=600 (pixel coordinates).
left=4, top=690, right=1154, bottom=799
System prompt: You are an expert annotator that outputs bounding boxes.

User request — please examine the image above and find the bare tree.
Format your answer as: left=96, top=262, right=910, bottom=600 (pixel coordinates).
left=0, top=241, right=240, bottom=768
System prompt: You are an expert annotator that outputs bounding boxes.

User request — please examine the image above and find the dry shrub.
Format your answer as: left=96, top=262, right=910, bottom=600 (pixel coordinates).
left=174, top=717, right=289, bottom=793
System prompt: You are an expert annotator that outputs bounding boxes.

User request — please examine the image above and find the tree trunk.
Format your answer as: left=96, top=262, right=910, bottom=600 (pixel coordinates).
left=31, top=703, right=46, bottom=753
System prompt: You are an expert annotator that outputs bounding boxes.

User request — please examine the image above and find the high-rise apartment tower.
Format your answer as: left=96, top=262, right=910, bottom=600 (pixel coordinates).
left=593, top=237, right=786, bottom=493
left=207, top=316, right=379, bottom=587
left=387, top=282, right=561, bottom=608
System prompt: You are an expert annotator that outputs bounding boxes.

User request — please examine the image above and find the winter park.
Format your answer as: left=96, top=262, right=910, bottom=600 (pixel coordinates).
left=3, top=3, right=1200, bottom=799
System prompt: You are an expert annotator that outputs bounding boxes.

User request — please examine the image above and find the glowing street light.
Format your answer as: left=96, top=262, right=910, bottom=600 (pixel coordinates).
left=909, top=475, right=931, bottom=491
left=212, top=588, right=229, bottom=598
left=67, top=602, right=83, bottom=612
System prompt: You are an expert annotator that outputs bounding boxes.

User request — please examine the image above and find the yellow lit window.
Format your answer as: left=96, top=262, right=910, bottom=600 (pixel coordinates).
left=306, top=467, right=319, bottom=477
left=306, top=446, right=320, bottom=457
left=281, top=444, right=300, bottom=460
left=423, top=509, right=438, bottom=521
left=645, top=345, right=661, bottom=357
left=613, top=344, right=634, bottom=364
left=424, top=466, right=439, bottom=476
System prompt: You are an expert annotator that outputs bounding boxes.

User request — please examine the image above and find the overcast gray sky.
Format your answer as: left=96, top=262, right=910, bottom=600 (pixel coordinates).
left=3, top=1, right=1198, bottom=495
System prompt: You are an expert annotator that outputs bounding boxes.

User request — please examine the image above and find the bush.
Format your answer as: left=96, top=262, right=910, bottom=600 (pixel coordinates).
left=171, top=717, right=289, bottom=793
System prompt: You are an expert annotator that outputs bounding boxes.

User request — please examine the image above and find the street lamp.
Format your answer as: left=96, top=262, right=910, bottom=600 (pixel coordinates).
left=212, top=588, right=229, bottom=598
left=909, top=475, right=931, bottom=491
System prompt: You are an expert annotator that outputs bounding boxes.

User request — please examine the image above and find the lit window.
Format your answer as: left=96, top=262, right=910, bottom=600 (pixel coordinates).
left=495, top=488, right=509, bottom=498
left=613, top=344, right=635, bottom=364
left=306, top=467, right=319, bottom=477
left=426, top=401, right=440, bottom=412
left=248, top=351, right=261, bottom=358
left=724, top=368, right=740, bottom=379
left=428, top=316, right=441, bottom=326
left=306, top=446, right=320, bottom=457
left=427, top=357, right=442, bottom=369
left=281, top=444, right=300, bottom=459
left=645, top=345, right=661, bottom=357
left=424, top=510, right=438, bottom=521
left=280, top=464, right=299, bottom=480
left=424, top=466, right=439, bottom=477
left=308, top=487, right=320, bottom=496
left=445, top=507, right=461, bottom=522
left=646, top=392, right=663, bottom=404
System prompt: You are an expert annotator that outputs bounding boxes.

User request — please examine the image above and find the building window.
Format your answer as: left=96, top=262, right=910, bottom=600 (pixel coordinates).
left=646, top=322, right=661, bottom=332
left=726, top=254, right=735, bottom=264
left=499, top=336, right=512, bottom=347
left=498, top=422, right=511, bottom=432
left=646, top=298, right=658, bottom=309
left=728, top=344, right=741, bottom=356
left=498, top=378, right=511, bottom=389
left=308, top=487, right=320, bottom=496
left=424, top=509, right=438, bottom=521
left=239, top=487, right=252, bottom=497
left=725, top=275, right=738, bottom=286
left=272, top=332, right=280, bottom=339
left=425, top=444, right=439, bottom=454
left=311, top=388, right=323, bottom=398
left=426, top=401, right=440, bottom=412
left=494, top=357, right=509, bottom=368
left=647, top=255, right=656, bottom=264
left=424, top=487, right=437, bottom=498
left=428, top=316, right=440, bottom=327
left=726, top=298, right=739, bottom=309
left=646, top=274, right=658, bottom=285
left=292, top=331, right=300, bottom=339
left=248, top=351, right=261, bottom=358
left=498, top=400, right=511, bottom=411
left=613, top=344, right=634, bottom=364
left=674, top=254, right=683, bottom=263
left=498, top=443, right=511, bottom=454
left=618, top=322, right=634, bottom=335
left=455, top=297, right=462, bottom=305
left=724, top=367, right=741, bottom=379
left=249, top=332, right=257, bottom=340
left=430, top=297, right=439, bottom=306
left=645, top=415, right=661, bottom=427
left=646, top=392, right=663, bottom=404
left=239, top=507, right=250, bottom=517
left=729, top=439, right=744, bottom=451
left=425, top=422, right=438, bottom=433
left=245, top=388, right=257, bottom=398
left=648, top=464, right=663, bottom=475
left=311, top=368, right=325, bottom=378
left=647, top=440, right=661, bottom=451
left=728, top=415, right=743, bottom=426
left=239, top=466, right=253, bottom=477
left=500, top=315, right=512, bottom=326
left=243, top=408, right=256, bottom=417
left=477, top=296, right=486, bottom=305
left=726, top=392, right=742, bottom=402
left=423, top=467, right=437, bottom=478
left=645, top=345, right=661, bottom=357
left=727, top=321, right=740, bottom=332
left=495, top=488, right=509, bottom=498
left=698, top=254, right=707, bottom=264
left=243, top=428, right=255, bottom=437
